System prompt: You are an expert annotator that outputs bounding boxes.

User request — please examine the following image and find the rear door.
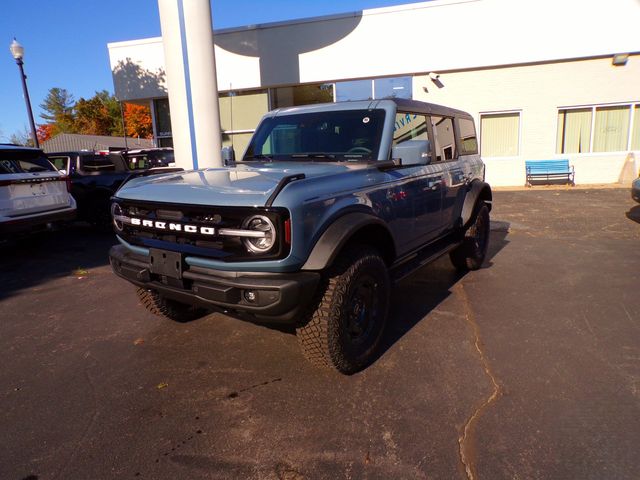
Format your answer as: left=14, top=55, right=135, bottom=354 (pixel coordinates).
left=431, top=115, right=467, bottom=231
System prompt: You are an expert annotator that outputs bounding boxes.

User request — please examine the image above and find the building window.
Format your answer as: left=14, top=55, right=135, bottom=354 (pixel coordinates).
left=374, top=77, right=412, bottom=100
left=220, top=90, right=269, bottom=156
left=557, top=103, right=638, bottom=154
left=153, top=98, right=172, bottom=145
left=593, top=106, right=630, bottom=152
left=480, top=112, right=520, bottom=157
left=335, top=80, right=372, bottom=102
left=336, top=76, right=412, bottom=102
left=632, top=105, right=640, bottom=151
left=270, top=83, right=333, bottom=109
left=556, top=108, right=592, bottom=154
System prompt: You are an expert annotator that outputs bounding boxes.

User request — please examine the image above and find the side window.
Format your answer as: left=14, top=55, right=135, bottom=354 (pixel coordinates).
left=49, top=156, right=70, bottom=171
left=392, top=113, right=429, bottom=146
left=128, top=155, right=148, bottom=170
left=458, top=118, right=478, bottom=155
left=431, top=116, right=456, bottom=161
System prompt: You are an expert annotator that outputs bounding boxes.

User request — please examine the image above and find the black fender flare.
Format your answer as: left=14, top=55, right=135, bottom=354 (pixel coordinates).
left=460, top=180, right=492, bottom=228
left=301, top=212, right=396, bottom=271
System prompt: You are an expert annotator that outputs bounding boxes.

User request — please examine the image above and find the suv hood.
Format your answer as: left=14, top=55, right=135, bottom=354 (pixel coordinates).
left=115, top=162, right=352, bottom=207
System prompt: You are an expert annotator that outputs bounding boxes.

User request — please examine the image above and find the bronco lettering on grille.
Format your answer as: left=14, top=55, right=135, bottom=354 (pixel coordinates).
left=130, top=217, right=215, bottom=235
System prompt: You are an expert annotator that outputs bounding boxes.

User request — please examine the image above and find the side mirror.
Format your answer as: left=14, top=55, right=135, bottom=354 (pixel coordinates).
left=391, top=140, right=432, bottom=166
left=58, top=169, right=67, bottom=176
left=221, top=146, right=236, bottom=166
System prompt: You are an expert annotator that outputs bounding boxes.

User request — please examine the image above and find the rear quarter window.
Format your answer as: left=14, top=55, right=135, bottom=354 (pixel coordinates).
left=458, top=118, right=479, bottom=155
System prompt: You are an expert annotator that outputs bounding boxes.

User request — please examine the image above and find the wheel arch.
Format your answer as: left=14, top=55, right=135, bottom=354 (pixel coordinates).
left=460, top=180, right=492, bottom=228
left=301, top=213, right=396, bottom=271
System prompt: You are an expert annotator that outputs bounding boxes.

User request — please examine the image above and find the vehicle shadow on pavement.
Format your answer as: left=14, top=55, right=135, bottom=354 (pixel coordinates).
left=626, top=205, right=640, bottom=224
left=376, top=222, right=510, bottom=364
left=0, top=225, right=116, bottom=301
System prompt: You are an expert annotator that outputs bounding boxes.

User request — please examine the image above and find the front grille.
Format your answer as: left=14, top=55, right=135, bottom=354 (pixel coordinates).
left=114, top=199, right=290, bottom=261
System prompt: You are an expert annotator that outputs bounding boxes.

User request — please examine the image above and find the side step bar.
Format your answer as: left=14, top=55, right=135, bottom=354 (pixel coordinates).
left=390, top=235, right=462, bottom=284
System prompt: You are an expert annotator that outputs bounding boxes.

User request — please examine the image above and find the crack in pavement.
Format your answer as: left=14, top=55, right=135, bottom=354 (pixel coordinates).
left=455, top=283, right=502, bottom=480
left=226, top=377, right=282, bottom=399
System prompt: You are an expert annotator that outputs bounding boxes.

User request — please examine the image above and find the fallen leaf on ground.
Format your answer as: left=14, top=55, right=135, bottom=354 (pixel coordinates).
left=157, top=382, right=169, bottom=389
left=133, top=338, right=145, bottom=345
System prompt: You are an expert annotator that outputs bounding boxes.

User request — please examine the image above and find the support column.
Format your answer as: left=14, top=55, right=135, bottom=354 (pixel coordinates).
left=158, top=0, right=223, bottom=169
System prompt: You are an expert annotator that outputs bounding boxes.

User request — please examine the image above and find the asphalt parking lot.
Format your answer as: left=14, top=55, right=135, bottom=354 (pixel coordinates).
left=1, top=188, right=639, bottom=480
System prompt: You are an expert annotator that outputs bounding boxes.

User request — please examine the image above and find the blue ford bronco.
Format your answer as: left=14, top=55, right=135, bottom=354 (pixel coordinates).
left=109, top=99, right=492, bottom=374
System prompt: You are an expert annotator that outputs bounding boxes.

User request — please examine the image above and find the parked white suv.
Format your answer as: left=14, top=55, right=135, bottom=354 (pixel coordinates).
left=0, top=145, right=76, bottom=238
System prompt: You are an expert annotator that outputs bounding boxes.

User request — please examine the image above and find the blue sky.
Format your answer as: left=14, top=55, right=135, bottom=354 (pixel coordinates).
left=0, top=0, right=424, bottom=141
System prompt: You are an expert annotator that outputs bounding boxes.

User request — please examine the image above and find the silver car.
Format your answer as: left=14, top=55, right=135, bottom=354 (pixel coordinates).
left=0, top=145, right=76, bottom=238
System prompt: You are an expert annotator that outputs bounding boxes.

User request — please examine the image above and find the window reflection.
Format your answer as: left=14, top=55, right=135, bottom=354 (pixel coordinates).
left=375, top=77, right=412, bottom=99
left=271, top=84, right=334, bottom=109
left=432, top=116, right=456, bottom=161
left=458, top=118, right=478, bottom=155
left=335, top=80, right=373, bottom=102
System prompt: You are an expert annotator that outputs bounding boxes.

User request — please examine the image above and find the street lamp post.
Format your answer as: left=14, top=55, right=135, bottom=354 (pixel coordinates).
left=10, top=39, right=39, bottom=148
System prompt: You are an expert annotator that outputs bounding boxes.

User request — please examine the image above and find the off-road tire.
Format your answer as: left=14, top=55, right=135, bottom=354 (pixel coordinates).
left=296, top=247, right=390, bottom=374
left=136, top=288, right=207, bottom=322
left=450, top=203, right=490, bottom=271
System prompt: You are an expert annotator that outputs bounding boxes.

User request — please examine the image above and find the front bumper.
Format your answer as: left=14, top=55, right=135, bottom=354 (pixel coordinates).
left=109, top=244, right=320, bottom=323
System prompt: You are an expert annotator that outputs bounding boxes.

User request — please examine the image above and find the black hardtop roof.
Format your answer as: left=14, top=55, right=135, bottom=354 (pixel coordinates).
left=126, top=148, right=173, bottom=153
left=47, top=151, right=95, bottom=156
left=271, top=98, right=474, bottom=119
left=389, top=98, right=473, bottom=119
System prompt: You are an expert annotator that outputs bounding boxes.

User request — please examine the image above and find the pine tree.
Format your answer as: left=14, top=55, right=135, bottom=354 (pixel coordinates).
left=39, top=87, right=75, bottom=134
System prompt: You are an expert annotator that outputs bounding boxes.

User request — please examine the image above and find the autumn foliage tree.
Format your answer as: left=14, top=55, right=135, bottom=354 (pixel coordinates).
left=32, top=88, right=153, bottom=142
left=36, top=124, right=54, bottom=144
left=74, top=96, right=114, bottom=135
left=123, top=103, right=153, bottom=139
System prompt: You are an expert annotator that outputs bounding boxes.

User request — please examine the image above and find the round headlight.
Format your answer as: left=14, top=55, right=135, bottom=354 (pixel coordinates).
left=111, top=203, right=124, bottom=232
left=241, top=215, right=276, bottom=253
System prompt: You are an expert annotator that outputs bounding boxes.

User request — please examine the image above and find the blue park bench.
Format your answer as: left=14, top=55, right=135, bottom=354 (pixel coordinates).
left=525, top=159, right=575, bottom=187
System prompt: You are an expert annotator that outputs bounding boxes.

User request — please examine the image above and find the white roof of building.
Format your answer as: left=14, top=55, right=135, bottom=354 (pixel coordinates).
left=108, top=0, right=640, bottom=100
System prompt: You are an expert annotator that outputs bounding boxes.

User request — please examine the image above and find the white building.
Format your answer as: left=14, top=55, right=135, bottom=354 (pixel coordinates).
left=107, top=0, right=640, bottom=186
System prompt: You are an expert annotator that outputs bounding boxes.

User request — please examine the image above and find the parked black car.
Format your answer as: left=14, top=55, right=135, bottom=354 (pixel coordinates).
left=122, top=148, right=175, bottom=169
left=47, top=151, right=179, bottom=227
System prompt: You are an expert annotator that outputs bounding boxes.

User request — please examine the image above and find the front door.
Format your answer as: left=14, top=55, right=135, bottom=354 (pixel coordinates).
left=391, top=112, right=444, bottom=249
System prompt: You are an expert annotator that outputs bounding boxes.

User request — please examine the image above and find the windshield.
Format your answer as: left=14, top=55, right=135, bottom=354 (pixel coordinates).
left=0, top=149, right=56, bottom=174
left=243, top=109, right=386, bottom=162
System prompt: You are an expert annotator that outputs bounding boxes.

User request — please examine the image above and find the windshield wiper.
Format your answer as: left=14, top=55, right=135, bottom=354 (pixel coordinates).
left=243, top=154, right=273, bottom=162
left=290, top=153, right=337, bottom=161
